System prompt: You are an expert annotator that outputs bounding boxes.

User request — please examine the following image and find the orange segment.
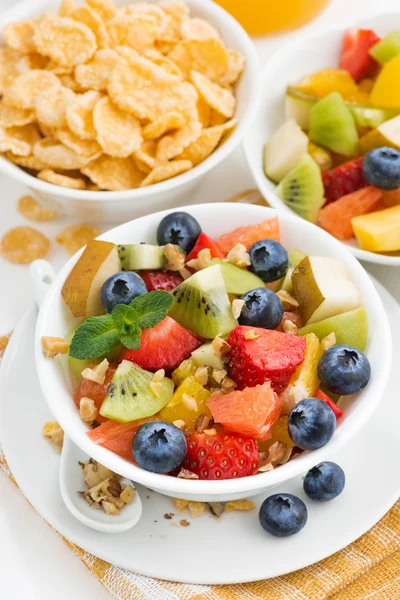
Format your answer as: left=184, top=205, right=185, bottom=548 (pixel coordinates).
left=217, top=217, right=280, bottom=253
left=257, top=415, right=295, bottom=451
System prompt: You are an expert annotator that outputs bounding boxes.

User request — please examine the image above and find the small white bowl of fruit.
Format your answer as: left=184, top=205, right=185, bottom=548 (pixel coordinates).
left=35, top=203, right=390, bottom=503
left=243, top=13, right=400, bottom=266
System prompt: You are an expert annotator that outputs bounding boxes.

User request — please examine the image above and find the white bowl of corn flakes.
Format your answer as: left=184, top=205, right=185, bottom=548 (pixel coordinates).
left=0, top=0, right=259, bottom=222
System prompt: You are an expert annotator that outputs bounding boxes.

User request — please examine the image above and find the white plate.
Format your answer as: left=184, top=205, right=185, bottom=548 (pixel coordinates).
left=0, top=279, right=399, bottom=584
left=243, top=13, right=400, bottom=267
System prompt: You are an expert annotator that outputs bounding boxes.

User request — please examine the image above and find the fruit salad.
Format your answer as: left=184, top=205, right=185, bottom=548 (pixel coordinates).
left=263, top=27, right=400, bottom=254
left=43, top=211, right=371, bottom=481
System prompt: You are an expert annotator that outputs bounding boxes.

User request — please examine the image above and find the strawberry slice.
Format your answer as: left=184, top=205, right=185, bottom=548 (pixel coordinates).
left=186, top=232, right=225, bottom=262
left=340, top=29, right=380, bottom=81
left=315, top=389, right=344, bottom=420
left=227, top=326, right=306, bottom=392
left=141, top=270, right=183, bottom=292
left=120, top=316, right=202, bottom=372
left=88, top=418, right=153, bottom=462
left=323, top=157, right=367, bottom=204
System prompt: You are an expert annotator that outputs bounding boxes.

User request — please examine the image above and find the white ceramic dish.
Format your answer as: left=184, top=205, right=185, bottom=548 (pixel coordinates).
left=0, top=0, right=259, bottom=223
left=2, top=286, right=400, bottom=583
left=243, top=13, right=400, bottom=266
left=34, top=203, right=391, bottom=502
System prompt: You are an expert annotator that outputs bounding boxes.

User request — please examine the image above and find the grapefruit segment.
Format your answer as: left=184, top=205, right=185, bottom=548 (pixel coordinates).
left=73, top=364, right=117, bottom=423
left=87, top=417, right=153, bottom=462
left=217, top=218, right=280, bottom=253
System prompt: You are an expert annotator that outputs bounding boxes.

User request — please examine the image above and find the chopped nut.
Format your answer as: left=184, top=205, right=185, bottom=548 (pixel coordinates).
left=279, top=447, right=293, bottom=465
left=164, top=243, right=186, bottom=271
left=277, top=289, right=299, bottom=310
left=173, top=498, right=190, bottom=511
left=226, top=243, right=250, bottom=268
left=42, top=421, right=64, bottom=452
left=180, top=519, right=190, bottom=527
left=79, top=397, right=98, bottom=424
left=102, top=477, right=122, bottom=497
left=208, top=388, right=224, bottom=400
left=182, top=393, right=198, bottom=411
left=102, top=500, right=119, bottom=515
left=188, top=501, right=206, bottom=517
left=177, top=468, right=199, bottom=480
left=178, top=267, right=192, bottom=280
left=186, top=248, right=211, bottom=271
left=194, top=413, right=210, bottom=432
left=96, top=463, right=114, bottom=480
left=111, top=496, right=125, bottom=510
left=321, top=332, right=336, bottom=351
left=41, top=336, right=69, bottom=358
left=268, top=441, right=288, bottom=465
left=208, top=502, right=225, bottom=518
left=194, top=366, right=208, bottom=386
left=0, top=331, right=12, bottom=357
left=204, top=428, right=217, bottom=437
left=244, top=329, right=261, bottom=340
left=212, top=368, right=227, bottom=384
left=120, top=485, right=135, bottom=504
left=88, top=479, right=108, bottom=502
left=153, top=368, right=165, bottom=383
left=221, top=376, right=237, bottom=391
left=282, top=319, right=298, bottom=335
left=225, top=500, right=256, bottom=512
left=232, top=298, right=245, bottom=319
left=84, top=463, right=103, bottom=488
left=212, top=334, right=231, bottom=357
left=81, top=358, right=109, bottom=385
left=258, top=462, right=274, bottom=472
left=173, top=419, right=186, bottom=429
left=150, top=380, right=161, bottom=396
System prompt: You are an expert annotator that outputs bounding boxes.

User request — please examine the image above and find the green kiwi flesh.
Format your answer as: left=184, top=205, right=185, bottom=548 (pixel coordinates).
left=309, top=92, right=359, bottom=156
left=169, top=264, right=238, bottom=339
left=100, top=360, right=174, bottom=422
left=276, top=154, right=324, bottom=223
left=209, top=259, right=265, bottom=295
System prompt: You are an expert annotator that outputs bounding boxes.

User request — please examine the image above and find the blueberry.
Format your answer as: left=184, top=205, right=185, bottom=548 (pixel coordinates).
left=259, top=493, right=307, bottom=537
left=288, top=397, right=336, bottom=450
left=303, top=461, right=345, bottom=502
left=249, top=239, right=289, bottom=283
left=157, top=211, right=202, bottom=254
left=318, top=344, right=371, bottom=396
left=132, top=421, right=187, bottom=473
left=101, top=271, right=147, bottom=313
left=362, top=147, right=400, bottom=190
left=239, top=287, right=284, bottom=329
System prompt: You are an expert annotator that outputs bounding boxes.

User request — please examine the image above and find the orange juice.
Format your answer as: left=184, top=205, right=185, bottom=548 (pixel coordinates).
left=215, top=0, right=330, bottom=36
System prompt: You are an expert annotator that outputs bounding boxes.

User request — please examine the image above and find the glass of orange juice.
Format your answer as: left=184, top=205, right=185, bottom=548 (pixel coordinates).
left=215, top=0, right=330, bottom=36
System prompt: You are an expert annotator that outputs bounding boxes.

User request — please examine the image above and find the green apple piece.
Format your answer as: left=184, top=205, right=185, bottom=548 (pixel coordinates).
left=309, top=92, right=359, bottom=156
left=299, top=307, right=368, bottom=351
left=192, top=342, right=225, bottom=370
left=276, top=154, right=324, bottom=223
left=350, top=104, right=398, bottom=129
left=263, top=119, right=308, bottom=183
left=292, top=256, right=361, bottom=325
left=370, top=31, right=400, bottom=65
left=281, top=250, right=307, bottom=293
left=209, top=259, right=264, bottom=295
left=359, top=114, right=400, bottom=154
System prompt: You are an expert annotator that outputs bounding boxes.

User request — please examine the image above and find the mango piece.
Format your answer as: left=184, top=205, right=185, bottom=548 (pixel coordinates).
left=297, top=68, right=358, bottom=100
left=351, top=204, right=400, bottom=252
left=61, top=240, right=120, bottom=317
left=370, top=56, right=400, bottom=108
left=359, top=115, right=400, bottom=154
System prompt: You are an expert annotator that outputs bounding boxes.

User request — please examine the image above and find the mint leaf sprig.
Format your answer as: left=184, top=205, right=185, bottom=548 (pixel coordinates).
left=69, top=291, right=172, bottom=360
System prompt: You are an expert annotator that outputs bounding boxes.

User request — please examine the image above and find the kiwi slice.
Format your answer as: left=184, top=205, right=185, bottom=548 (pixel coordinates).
left=209, top=259, right=264, bottom=295
left=281, top=250, right=307, bottom=293
left=118, top=244, right=167, bottom=270
left=100, top=360, right=174, bottom=423
left=369, top=31, right=400, bottom=65
left=309, top=92, right=359, bottom=156
left=169, top=264, right=238, bottom=339
left=276, top=154, right=324, bottom=223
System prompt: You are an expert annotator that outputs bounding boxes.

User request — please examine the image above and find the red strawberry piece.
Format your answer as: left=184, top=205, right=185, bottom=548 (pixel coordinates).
left=186, top=232, right=225, bottom=262
left=314, top=389, right=344, bottom=420
left=141, top=270, right=183, bottom=292
left=323, top=157, right=367, bottom=204
left=120, top=316, right=201, bottom=372
left=227, top=326, right=306, bottom=393
left=183, top=430, right=259, bottom=480
left=339, top=29, right=380, bottom=81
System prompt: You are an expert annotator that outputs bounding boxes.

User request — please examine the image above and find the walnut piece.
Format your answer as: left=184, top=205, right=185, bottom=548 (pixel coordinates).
left=164, top=243, right=186, bottom=271
left=177, top=468, right=199, bottom=480
left=321, top=331, right=336, bottom=351
left=42, top=421, right=64, bottom=452
left=232, top=298, right=245, bottom=319
left=186, top=248, right=211, bottom=271
left=225, top=500, right=256, bottom=512
left=81, top=358, right=109, bottom=385
left=194, top=366, right=208, bottom=386
left=79, top=458, right=135, bottom=515
left=244, top=329, right=261, bottom=340
left=221, top=376, right=237, bottom=391
left=102, top=500, right=119, bottom=515
left=212, top=368, right=227, bottom=384
left=194, top=413, right=210, bottom=432
left=120, top=485, right=135, bottom=504
left=277, top=289, right=299, bottom=310
left=182, top=393, right=198, bottom=411
left=282, top=319, right=298, bottom=335
left=226, top=243, right=250, bottom=268
left=41, top=336, right=69, bottom=359
left=212, top=334, right=231, bottom=357
left=79, top=397, right=98, bottom=424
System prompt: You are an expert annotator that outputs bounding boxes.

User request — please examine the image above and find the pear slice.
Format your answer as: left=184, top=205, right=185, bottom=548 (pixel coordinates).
left=359, top=114, right=400, bottom=154
left=292, top=256, right=361, bottom=325
left=298, top=307, right=368, bottom=351
left=263, top=119, right=308, bottom=183
left=61, top=240, right=120, bottom=317
left=192, top=342, right=225, bottom=370
left=281, top=250, right=306, bottom=293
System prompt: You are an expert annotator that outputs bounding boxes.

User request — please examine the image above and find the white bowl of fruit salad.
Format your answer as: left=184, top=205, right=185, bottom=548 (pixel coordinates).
left=35, top=203, right=391, bottom=502
left=243, top=14, right=400, bottom=266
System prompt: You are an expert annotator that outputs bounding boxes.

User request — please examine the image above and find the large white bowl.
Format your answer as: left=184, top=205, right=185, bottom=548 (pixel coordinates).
left=243, top=13, right=400, bottom=267
left=0, top=0, right=259, bottom=223
left=34, top=203, right=391, bottom=501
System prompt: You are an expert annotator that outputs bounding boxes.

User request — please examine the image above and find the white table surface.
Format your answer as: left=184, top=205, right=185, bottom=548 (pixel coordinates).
left=0, top=0, right=399, bottom=598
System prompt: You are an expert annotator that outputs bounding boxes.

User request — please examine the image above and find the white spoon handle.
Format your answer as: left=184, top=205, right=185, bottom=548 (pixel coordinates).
left=29, top=260, right=55, bottom=308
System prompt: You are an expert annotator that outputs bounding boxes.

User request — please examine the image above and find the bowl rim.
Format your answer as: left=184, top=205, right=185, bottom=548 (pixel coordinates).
left=34, top=202, right=392, bottom=496
left=0, top=0, right=260, bottom=202
left=242, top=12, right=400, bottom=267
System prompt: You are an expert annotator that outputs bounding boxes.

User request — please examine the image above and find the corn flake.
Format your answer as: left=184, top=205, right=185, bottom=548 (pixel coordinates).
left=177, top=124, right=225, bottom=166
left=34, top=16, right=97, bottom=67
left=0, top=49, right=31, bottom=95
left=181, top=18, right=220, bottom=41
left=93, top=96, right=142, bottom=157
left=36, top=85, right=75, bottom=129
left=86, top=0, right=117, bottom=22
left=56, top=128, right=101, bottom=157
left=34, top=137, right=91, bottom=170
left=156, top=120, right=202, bottom=161
left=143, top=111, right=186, bottom=140
left=17, top=194, right=58, bottom=221
left=0, top=226, right=50, bottom=264
left=75, top=49, right=119, bottom=91
left=4, top=70, right=61, bottom=110
left=82, top=155, right=144, bottom=190
left=38, top=169, right=87, bottom=190
left=191, top=70, right=235, bottom=118
left=0, top=103, right=36, bottom=127
left=56, top=222, right=100, bottom=254
left=70, top=6, right=109, bottom=49
left=158, top=0, right=189, bottom=43
left=209, top=110, right=228, bottom=127
left=3, top=20, right=37, bottom=54
left=140, top=159, right=192, bottom=187
left=107, top=13, right=159, bottom=52
left=220, top=49, right=245, bottom=86
left=59, top=0, right=78, bottom=17
left=66, top=90, right=100, bottom=140
left=167, top=39, right=228, bottom=81
left=0, top=123, right=41, bottom=157
left=143, top=49, right=183, bottom=77
left=120, top=3, right=168, bottom=33
left=132, top=140, right=157, bottom=173
left=6, top=151, right=48, bottom=171
left=197, top=96, right=211, bottom=128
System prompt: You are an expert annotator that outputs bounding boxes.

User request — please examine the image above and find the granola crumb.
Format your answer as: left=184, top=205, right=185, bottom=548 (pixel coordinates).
left=321, top=331, right=336, bottom=351
left=225, top=500, right=256, bottom=512
left=79, top=396, right=98, bottom=425
left=164, top=243, right=186, bottom=271
left=244, top=329, right=261, bottom=340
left=232, top=298, right=245, bottom=319
left=41, top=336, right=69, bottom=359
left=180, top=519, right=190, bottom=527
left=277, top=289, right=299, bottom=310
left=81, top=358, right=109, bottom=385
left=212, top=334, right=231, bottom=357
left=42, top=421, right=64, bottom=452
left=282, top=319, right=298, bottom=335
